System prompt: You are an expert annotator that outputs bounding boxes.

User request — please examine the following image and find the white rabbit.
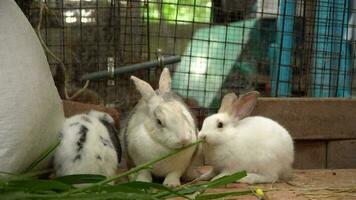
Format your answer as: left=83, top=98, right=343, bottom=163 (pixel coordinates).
left=54, top=110, right=121, bottom=177
left=123, top=68, right=197, bottom=187
left=198, top=91, right=294, bottom=184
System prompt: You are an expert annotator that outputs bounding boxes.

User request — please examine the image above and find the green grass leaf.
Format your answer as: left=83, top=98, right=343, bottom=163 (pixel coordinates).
left=0, top=140, right=252, bottom=200
left=196, top=190, right=252, bottom=200
left=101, top=184, right=147, bottom=194
left=3, top=179, right=72, bottom=193
left=55, top=174, right=106, bottom=185
left=205, top=171, right=247, bottom=188
left=0, top=191, right=159, bottom=200
left=155, top=171, right=248, bottom=199
left=109, top=181, right=191, bottom=199
left=65, top=191, right=160, bottom=200
left=68, top=140, right=203, bottom=194
left=154, top=184, right=205, bottom=199
left=21, top=140, right=60, bottom=174
left=0, top=171, right=17, bottom=176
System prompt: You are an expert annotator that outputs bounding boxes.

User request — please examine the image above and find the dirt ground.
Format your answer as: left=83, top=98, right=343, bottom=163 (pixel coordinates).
left=200, top=169, right=356, bottom=200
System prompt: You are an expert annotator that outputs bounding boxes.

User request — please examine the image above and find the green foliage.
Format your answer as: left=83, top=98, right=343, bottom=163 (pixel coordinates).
left=0, top=140, right=251, bottom=199
left=54, top=174, right=106, bottom=185
left=143, top=0, right=212, bottom=24
left=21, top=140, right=60, bottom=174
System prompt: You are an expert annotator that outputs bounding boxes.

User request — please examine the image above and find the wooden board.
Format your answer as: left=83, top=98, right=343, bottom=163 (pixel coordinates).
left=252, top=98, right=356, bottom=140
left=188, top=169, right=356, bottom=200
left=327, top=140, right=356, bottom=169
left=294, top=141, right=326, bottom=169
left=62, top=100, right=120, bottom=128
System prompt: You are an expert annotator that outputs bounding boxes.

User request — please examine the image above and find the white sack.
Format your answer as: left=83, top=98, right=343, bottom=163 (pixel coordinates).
left=0, top=0, right=65, bottom=173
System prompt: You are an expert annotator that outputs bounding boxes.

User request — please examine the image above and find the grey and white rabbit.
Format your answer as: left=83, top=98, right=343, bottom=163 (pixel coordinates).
left=123, top=68, right=197, bottom=187
left=198, top=91, right=294, bottom=184
left=54, top=110, right=122, bottom=177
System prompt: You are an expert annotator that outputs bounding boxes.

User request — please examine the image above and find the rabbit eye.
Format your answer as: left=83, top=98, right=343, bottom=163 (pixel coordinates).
left=156, top=119, right=163, bottom=126
left=217, top=122, right=223, bottom=128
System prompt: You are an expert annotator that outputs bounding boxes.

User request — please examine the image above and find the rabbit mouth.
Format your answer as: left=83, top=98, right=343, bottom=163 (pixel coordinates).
left=198, top=134, right=211, bottom=144
left=199, top=139, right=208, bottom=144
left=171, top=143, right=187, bottom=150
left=171, top=139, right=196, bottom=149
left=155, top=138, right=184, bottom=150
left=201, top=137, right=218, bottom=146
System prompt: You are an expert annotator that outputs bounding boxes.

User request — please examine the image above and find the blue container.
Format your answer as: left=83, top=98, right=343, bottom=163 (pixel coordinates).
left=271, top=0, right=296, bottom=97
left=312, top=0, right=351, bottom=97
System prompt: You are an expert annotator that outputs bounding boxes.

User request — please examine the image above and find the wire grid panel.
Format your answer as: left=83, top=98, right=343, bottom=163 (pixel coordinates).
left=22, top=0, right=151, bottom=112
left=20, top=0, right=355, bottom=113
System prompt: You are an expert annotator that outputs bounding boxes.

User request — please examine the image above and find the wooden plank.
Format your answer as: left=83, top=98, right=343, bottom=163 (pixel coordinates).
left=251, top=98, right=356, bottom=140
left=327, top=140, right=356, bottom=169
left=62, top=100, right=120, bottom=128
left=293, top=141, right=326, bottom=169
left=192, top=169, right=356, bottom=200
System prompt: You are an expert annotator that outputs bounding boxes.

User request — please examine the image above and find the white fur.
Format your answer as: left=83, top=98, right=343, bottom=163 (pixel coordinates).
left=125, top=68, right=197, bottom=187
left=54, top=112, right=118, bottom=177
left=87, top=110, right=115, bottom=125
left=198, top=93, right=294, bottom=184
left=0, top=0, right=65, bottom=174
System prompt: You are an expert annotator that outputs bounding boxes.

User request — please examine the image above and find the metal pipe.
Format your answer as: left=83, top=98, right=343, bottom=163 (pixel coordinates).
left=80, top=56, right=181, bottom=81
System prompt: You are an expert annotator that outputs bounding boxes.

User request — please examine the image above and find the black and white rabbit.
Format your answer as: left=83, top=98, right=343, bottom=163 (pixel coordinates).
left=123, top=68, right=197, bottom=187
left=54, top=110, right=121, bottom=177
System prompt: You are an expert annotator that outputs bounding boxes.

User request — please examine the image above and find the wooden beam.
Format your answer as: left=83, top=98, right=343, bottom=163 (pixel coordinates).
left=252, top=98, right=356, bottom=140
left=327, top=140, right=356, bottom=169
left=294, top=141, right=326, bottom=169
left=62, top=100, right=120, bottom=129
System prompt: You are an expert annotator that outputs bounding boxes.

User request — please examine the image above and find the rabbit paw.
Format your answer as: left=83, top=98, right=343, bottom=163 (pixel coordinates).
left=211, top=171, right=231, bottom=181
left=239, top=173, right=277, bottom=184
left=136, top=170, right=153, bottom=182
left=163, top=172, right=181, bottom=187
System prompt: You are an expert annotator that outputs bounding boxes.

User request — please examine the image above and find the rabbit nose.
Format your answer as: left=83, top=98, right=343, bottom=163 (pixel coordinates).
left=180, top=136, right=191, bottom=146
left=180, top=137, right=190, bottom=146
left=198, top=133, right=207, bottom=141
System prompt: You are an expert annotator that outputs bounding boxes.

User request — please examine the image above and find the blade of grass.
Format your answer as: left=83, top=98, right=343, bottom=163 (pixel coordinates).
left=100, top=184, right=147, bottom=194
left=0, top=169, right=53, bottom=179
left=0, top=171, right=17, bottom=176
left=0, top=169, right=54, bottom=188
left=67, top=140, right=203, bottom=194
left=3, top=179, right=72, bottom=192
left=21, top=168, right=54, bottom=178
left=154, top=184, right=206, bottom=199
left=0, top=173, right=34, bottom=182
left=54, top=174, right=106, bottom=185
left=154, top=171, right=247, bottom=199
left=108, top=181, right=192, bottom=199
left=0, top=191, right=159, bottom=200
left=196, top=190, right=252, bottom=200
left=0, top=140, right=251, bottom=200
left=21, top=140, right=60, bottom=174
left=205, top=171, right=247, bottom=188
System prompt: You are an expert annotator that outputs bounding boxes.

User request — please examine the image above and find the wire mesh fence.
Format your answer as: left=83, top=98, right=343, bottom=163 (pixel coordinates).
left=17, top=0, right=355, bottom=119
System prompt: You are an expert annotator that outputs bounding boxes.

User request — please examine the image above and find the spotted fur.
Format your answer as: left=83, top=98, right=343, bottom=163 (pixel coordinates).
left=73, top=154, right=81, bottom=162
left=81, top=116, right=92, bottom=123
left=76, top=125, right=88, bottom=152
left=54, top=111, right=121, bottom=177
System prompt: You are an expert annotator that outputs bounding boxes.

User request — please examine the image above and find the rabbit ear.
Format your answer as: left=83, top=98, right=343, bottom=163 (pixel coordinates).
left=131, top=76, right=156, bottom=101
left=159, top=68, right=171, bottom=94
left=232, top=91, right=259, bottom=120
left=99, top=118, right=122, bottom=163
left=218, top=93, right=238, bottom=114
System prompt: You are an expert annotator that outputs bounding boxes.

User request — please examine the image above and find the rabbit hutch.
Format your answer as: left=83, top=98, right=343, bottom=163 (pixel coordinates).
left=0, top=0, right=355, bottom=199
